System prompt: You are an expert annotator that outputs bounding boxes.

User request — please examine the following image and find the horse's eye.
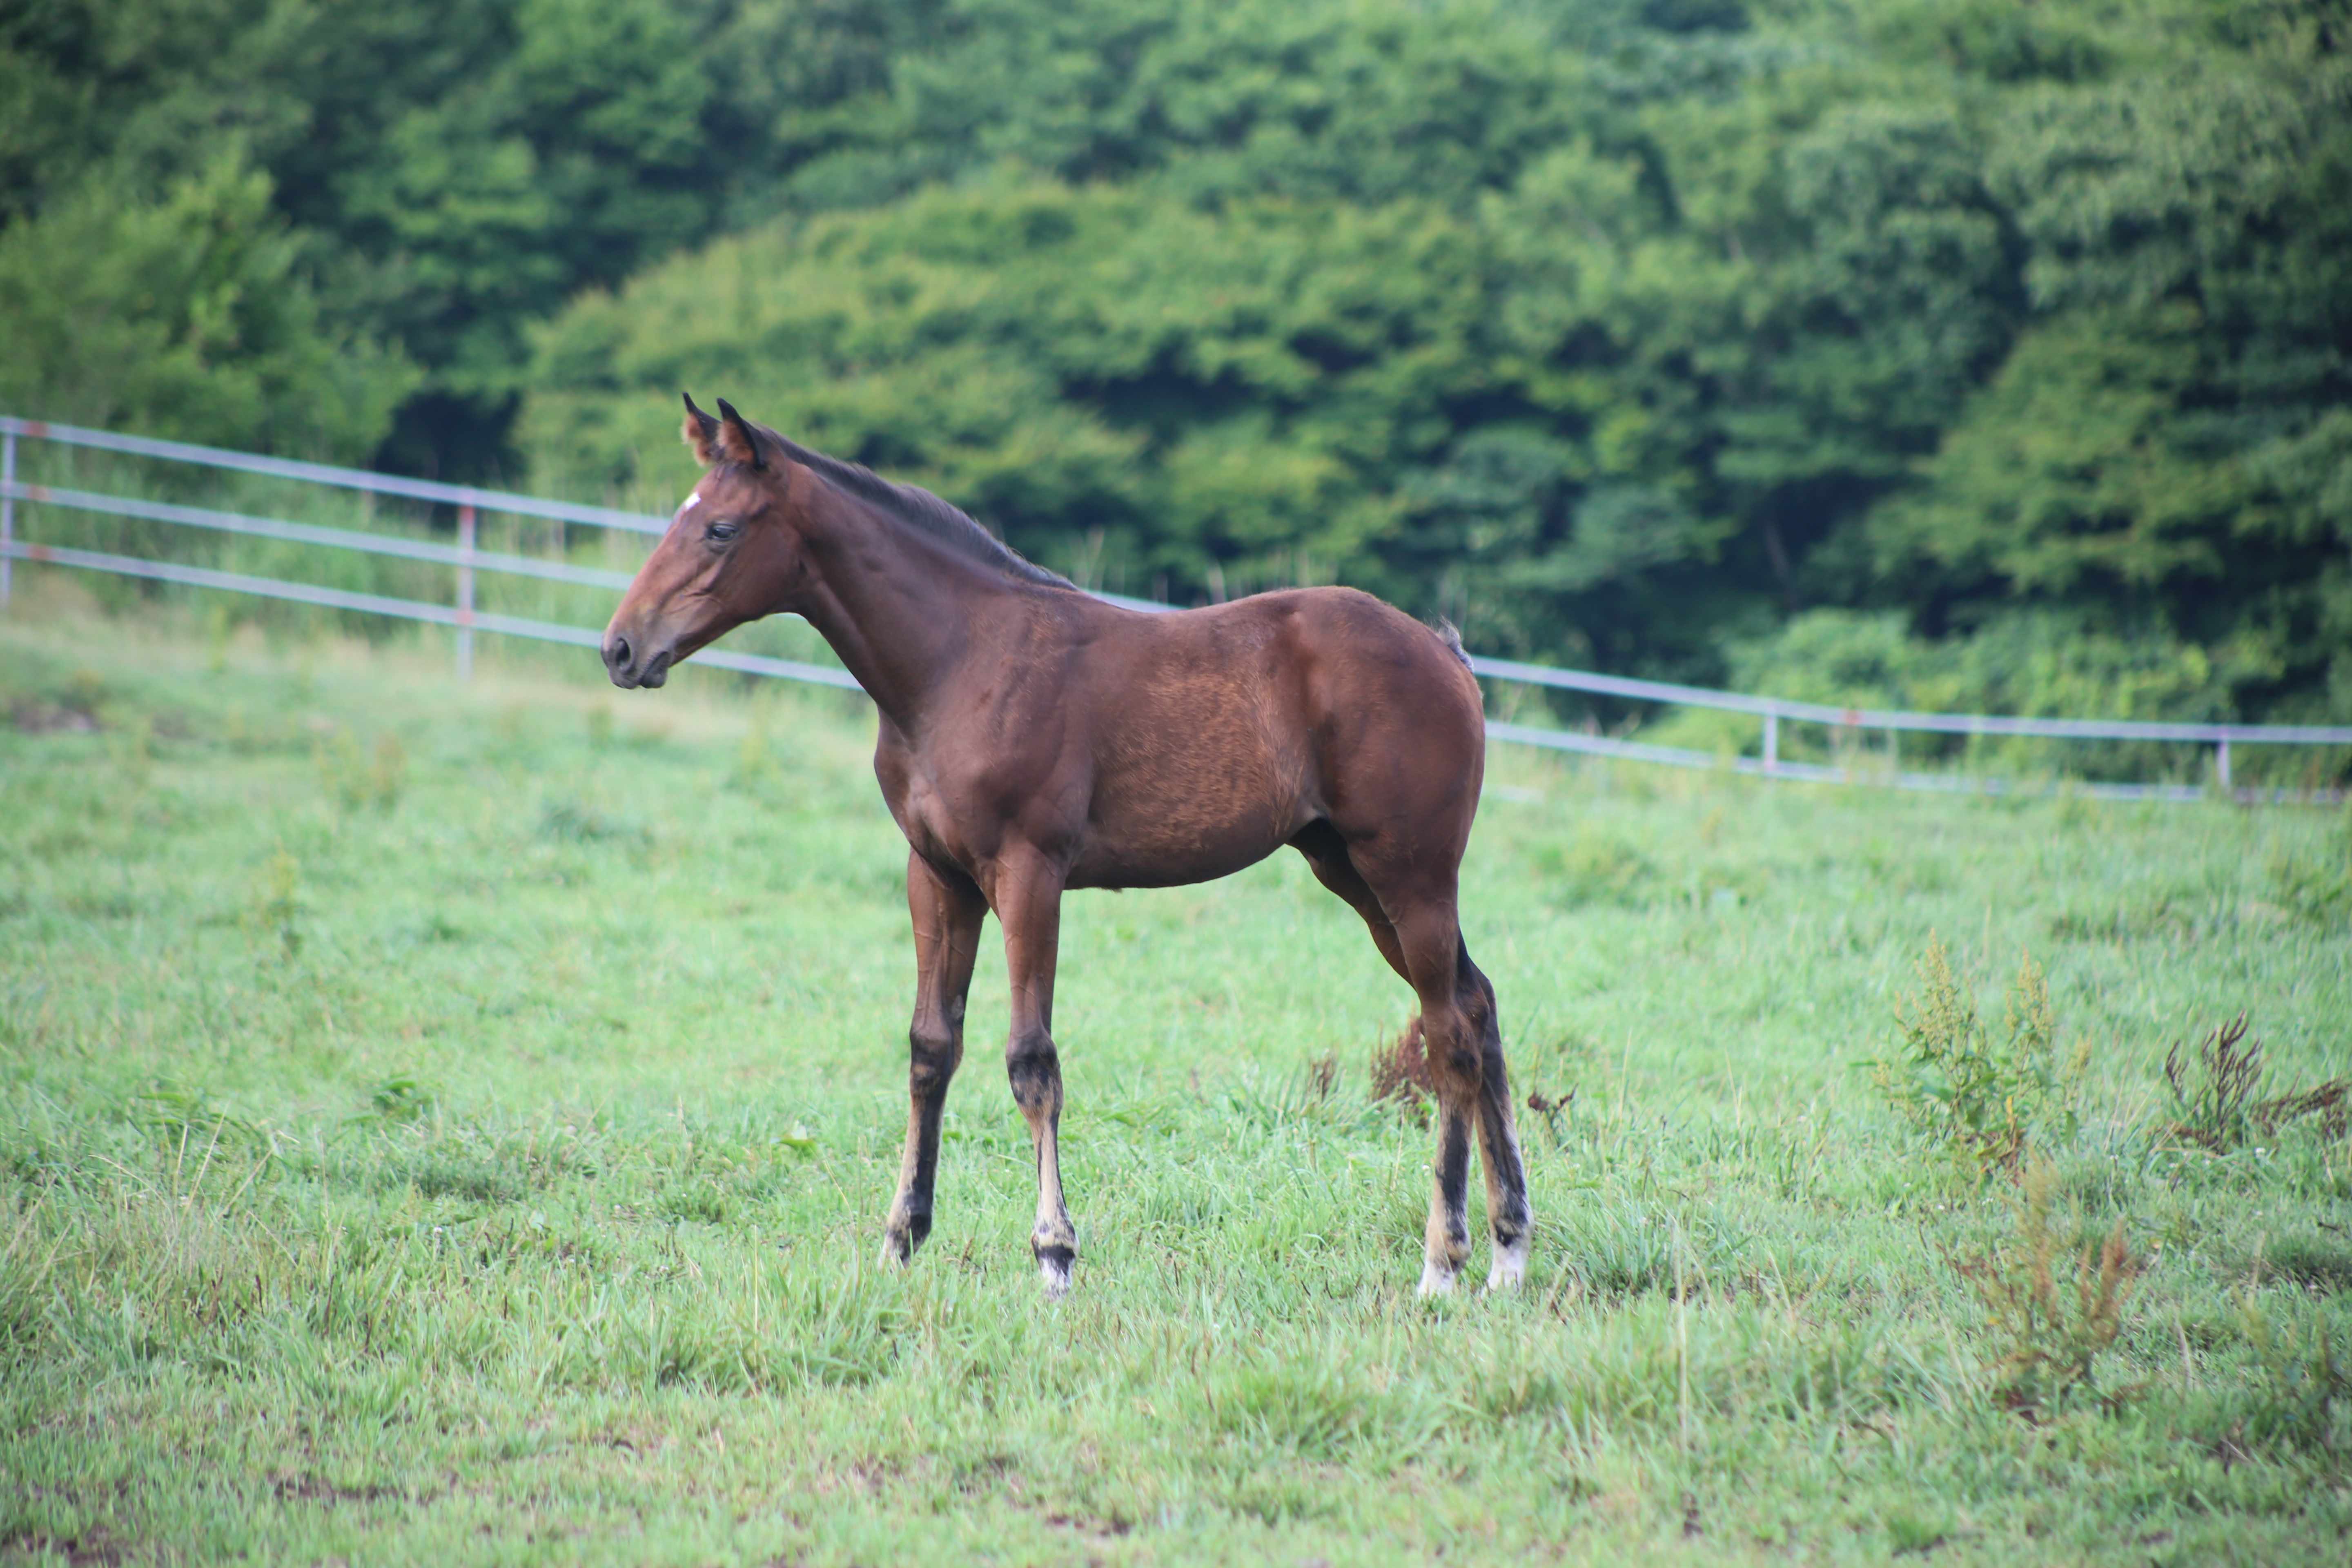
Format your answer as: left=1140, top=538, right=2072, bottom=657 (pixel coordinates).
left=705, top=520, right=739, bottom=543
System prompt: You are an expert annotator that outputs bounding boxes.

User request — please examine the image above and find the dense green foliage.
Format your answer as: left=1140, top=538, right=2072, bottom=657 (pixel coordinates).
left=522, top=0, right=2352, bottom=721
left=0, top=0, right=922, bottom=471
left=3, top=599, right=2349, bottom=1561
left=0, top=152, right=415, bottom=457
left=3, top=0, right=2348, bottom=719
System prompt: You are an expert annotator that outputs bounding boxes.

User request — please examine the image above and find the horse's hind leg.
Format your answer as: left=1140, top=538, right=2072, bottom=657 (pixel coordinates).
left=882, top=852, right=986, bottom=1267
left=1290, top=821, right=1410, bottom=980
left=1459, top=943, right=1530, bottom=1289
left=1353, top=889, right=1486, bottom=1296
left=1325, top=840, right=1529, bottom=1295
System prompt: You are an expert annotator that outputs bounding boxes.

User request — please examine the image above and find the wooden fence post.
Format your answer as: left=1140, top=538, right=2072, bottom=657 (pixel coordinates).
left=2, top=427, right=15, bottom=610
left=457, top=500, right=476, bottom=680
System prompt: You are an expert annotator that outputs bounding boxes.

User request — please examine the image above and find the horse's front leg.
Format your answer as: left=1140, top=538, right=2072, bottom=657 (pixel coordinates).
left=993, top=854, right=1077, bottom=1297
left=881, top=851, right=987, bottom=1267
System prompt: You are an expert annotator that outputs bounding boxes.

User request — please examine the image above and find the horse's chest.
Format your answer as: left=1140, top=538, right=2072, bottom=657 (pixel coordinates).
left=890, top=752, right=1077, bottom=873
left=890, top=771, right=973, bottom=866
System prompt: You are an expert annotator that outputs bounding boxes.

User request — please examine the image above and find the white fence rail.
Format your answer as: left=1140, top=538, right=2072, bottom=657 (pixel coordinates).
left=4, top=414, right=2348, bottom=802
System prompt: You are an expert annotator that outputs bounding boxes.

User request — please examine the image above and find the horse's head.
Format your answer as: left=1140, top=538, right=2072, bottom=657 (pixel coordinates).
left=603, top=395, right=807, bottom=689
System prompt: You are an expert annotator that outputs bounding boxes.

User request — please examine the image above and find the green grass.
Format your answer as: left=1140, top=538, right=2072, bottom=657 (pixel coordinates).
left=2, top=575, right=2349, bottom=1565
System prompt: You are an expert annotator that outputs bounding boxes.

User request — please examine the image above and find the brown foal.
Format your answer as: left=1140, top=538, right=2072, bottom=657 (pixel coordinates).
left=603, top=396, right=1530, bottom=1297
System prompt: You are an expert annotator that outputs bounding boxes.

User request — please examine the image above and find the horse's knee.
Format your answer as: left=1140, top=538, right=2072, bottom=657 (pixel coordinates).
left=1005, top=1028, right=1061, bottom=1114
left=909, top=1025, right=960, bottom=1098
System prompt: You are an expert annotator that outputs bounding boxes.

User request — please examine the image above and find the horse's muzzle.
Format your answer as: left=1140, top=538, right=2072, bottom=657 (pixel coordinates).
left=602, top=633, right=672, bottom=690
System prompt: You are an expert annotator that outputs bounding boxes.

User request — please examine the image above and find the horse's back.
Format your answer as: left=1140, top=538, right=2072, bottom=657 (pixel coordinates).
left=1270, top=586, right=1480, bottom=723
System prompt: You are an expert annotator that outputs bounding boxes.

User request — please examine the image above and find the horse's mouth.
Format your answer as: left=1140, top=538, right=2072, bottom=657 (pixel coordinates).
left=635, top=650, right=673, bottom=689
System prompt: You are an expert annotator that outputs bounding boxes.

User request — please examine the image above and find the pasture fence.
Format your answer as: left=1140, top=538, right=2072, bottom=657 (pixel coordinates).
left=4, top=414, right=2347, bottom=802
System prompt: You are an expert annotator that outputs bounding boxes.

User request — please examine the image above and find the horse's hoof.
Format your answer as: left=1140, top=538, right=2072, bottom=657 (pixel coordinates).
left=879, top=1234, right=911, bottom=1269
left=1486, top=1236, right=1529, bottom=1292
left=1417, top=1260, right=1458, bottom=1297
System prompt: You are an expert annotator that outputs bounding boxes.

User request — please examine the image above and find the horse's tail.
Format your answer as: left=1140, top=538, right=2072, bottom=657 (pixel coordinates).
left=1432, top=618, right=1473, bottom=672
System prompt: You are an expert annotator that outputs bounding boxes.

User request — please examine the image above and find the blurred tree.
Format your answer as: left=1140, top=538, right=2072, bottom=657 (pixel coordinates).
left=1, top=0, right=2344, bottom=725
left=1870, top=0, right=2352, bottom=714
left=870, top=0, right=1594, bottom=205
left=0, top=0, right=940, bottom=474
left=526, top=175, right=1487, bottom=592
left=0, top=150, right=415, bottom=461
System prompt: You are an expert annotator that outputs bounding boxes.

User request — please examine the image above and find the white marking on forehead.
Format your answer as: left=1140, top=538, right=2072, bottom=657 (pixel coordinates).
left=668, top=492, right=701, bottom=533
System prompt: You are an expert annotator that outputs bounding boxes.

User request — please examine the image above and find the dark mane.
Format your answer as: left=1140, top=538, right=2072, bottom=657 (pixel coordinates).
left=762, top=428, right=1076, bottom=592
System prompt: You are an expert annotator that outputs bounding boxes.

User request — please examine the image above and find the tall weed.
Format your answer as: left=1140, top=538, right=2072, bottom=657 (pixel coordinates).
left=248, top=848, right=302, bottom=961
left=2163, top=1016, right=2349, bottom=1152
left=316, top=729, right=406, bottom=812
left=2228, top=1279, right=2352, bottom=1457
left=1367, top=1017, right=1431, bottom=1127
left=2267, top=808, right=2352, bottom=925
left=1873, top=939, right=2084, bottom=1173
left=1534, top=826, right=1656, bottom=907
left=1950, top=1158, right=2140, bottom=1419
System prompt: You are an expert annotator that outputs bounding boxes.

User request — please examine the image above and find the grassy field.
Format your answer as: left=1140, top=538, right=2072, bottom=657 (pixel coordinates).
left=2, top=575, right=2348, bottom=1565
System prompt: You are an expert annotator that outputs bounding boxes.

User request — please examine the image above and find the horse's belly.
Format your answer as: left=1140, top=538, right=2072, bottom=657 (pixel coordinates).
left=1064, top=826, right=1289, bottom=890
left=1067, top=653, right=1324, bottom=889
left=1064, top=782, right=1312, bottom=891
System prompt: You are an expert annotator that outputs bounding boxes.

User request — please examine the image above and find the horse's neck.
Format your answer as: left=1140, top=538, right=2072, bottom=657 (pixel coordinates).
left=788, top=478, right=1019, bottom=729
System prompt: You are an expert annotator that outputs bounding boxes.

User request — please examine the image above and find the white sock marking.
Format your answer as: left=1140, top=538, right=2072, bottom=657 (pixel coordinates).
left=1486, top=1235, right=1529, bottom=1292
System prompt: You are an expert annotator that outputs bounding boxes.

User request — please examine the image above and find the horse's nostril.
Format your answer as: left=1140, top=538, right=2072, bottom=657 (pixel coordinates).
left=609, top=635, right=631, bottom=669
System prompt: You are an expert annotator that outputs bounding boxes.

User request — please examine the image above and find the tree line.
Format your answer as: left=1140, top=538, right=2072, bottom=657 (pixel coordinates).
left=3, top=0, right=2346, bottom=724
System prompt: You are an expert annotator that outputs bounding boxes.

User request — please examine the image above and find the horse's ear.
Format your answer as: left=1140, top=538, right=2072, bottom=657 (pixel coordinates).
left=681, top=393, right=723, bottom=466
left=713, top=398, right=767, bottom=470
